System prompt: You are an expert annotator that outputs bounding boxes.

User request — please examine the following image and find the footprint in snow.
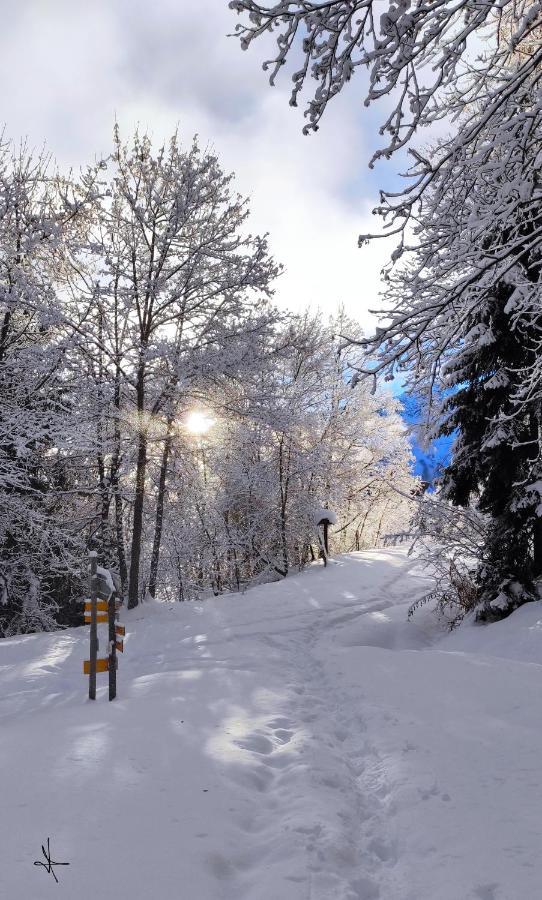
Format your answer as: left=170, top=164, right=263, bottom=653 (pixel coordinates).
left=367, top=835, right=397, bottom=864
left=229, top=765, right=274, bottom=793
left=472, top=884, right=500, bottom=900
left=234, top=718, right=296, bottom=757
left=349, top=875, right=380, bottom=899
left=268, top=716, right=291, bottom=729
left=234, top=734, right=274, bottom=755
left=418, top=782, right=440, bottom=801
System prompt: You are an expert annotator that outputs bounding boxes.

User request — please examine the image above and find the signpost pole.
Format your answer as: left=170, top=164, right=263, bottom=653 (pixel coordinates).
left=88, top=551, right=98, bottom=700
left=108, top=590, right=117, bottom=701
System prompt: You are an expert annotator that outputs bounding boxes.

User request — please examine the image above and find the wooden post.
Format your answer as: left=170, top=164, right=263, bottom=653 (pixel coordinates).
left=108, top=590, right=117, bottom=701
left=316, top=516, right=331, bottom=567
left=88, top=551, right=98, bottom=701
left=323, top=520, right=329, bottom=557
left=318, top=528, right=327, bottom=567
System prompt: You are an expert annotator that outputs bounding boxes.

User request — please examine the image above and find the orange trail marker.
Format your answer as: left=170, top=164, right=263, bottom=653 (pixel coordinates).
left=84, top=613, right=108, bottom=624
left=84, top=658, right=109, bottom=674
left=115, top=624, right=125, bottom=636
left=83, top=657, right=118, bottom=674
left=84, top=600, right=108, bottom=613
left=115, top=640, right=124, bottom=653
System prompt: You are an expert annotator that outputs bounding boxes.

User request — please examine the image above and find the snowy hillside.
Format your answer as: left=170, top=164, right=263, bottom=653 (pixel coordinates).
left=3, top=548, right=542, bottom=900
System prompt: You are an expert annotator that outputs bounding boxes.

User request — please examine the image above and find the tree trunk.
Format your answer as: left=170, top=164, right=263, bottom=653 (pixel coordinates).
left=114, top=489, right=128, bottom=596
left=96, top=445, right=110, bottom=554
left=278, top=437, right=290, bottom=576
left=223, top=511, right=241, bottom=591
left=374, top=501, right=390, bottom=547
left=530, top=412, right=542, bottom=579
left=533, top=517, right=542, bottom=579
left=356, top=507, right=371, bottom=551
left=279, top=504, right=289, bottom=576
left=128, top=367, right=147, bottom=608
left=96, top=302, right=110, bottom=555
left=148, top=416, right=174, bottom=598
left=0, top=309, right=12, bottom=363
left=111, top=388, right=128, bottom=597
left=111, top=284, right=128, bottom=597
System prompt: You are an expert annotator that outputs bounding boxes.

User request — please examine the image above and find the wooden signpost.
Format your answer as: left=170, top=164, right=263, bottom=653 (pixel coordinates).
left=84, top=658, right=110, bottom=674
left=84, top=600, right=108, bottom=624
left=87, top=552, right=98, bottom=700
left=108, top=589, right=117, bottom=701
left=315, top=507, right=337, bottom=569
left=317, top=516, right=331, bottom=567
left=84, top=552, right=125, bottom=701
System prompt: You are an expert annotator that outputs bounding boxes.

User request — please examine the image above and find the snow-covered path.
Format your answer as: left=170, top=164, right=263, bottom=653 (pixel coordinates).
left=3, top=549, right=542, bottom=899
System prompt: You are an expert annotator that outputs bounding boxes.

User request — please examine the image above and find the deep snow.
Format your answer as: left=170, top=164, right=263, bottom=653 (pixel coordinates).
left=2, top=548, right=542, bottom=899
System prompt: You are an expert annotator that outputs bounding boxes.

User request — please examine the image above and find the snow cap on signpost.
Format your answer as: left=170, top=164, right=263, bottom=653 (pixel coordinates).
left=95, top=565, right=115, bottom=600
left=313, top=507, right=337, bottom=527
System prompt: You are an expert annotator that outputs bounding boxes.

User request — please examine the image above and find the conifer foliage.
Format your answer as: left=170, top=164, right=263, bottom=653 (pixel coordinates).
left=440, top=281, right=542, bottom=618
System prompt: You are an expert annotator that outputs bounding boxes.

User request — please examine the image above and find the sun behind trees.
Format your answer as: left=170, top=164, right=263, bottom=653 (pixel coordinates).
left=66, top=128, right=279, bottom=609
left=0, top=128, right=416, bottom=636
left=156, top=310, right=414, bottom=602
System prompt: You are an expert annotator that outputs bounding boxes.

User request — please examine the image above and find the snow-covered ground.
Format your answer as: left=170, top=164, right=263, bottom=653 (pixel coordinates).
left=3, top=548, right=542, bottom=899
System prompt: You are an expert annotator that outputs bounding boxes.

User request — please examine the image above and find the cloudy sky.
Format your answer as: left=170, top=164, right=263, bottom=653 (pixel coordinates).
left=1, top=1, right=399, bottom=331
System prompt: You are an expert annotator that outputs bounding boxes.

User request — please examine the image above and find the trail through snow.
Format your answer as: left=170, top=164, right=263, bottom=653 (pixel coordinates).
left=2, top=548, right=542, bottom=899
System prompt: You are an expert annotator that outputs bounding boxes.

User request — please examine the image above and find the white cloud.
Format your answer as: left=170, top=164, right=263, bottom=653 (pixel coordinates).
left=0, top=0, right=395, bottom=331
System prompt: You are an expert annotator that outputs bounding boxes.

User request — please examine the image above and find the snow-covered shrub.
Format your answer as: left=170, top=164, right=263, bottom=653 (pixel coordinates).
left=407, top=496, right=485, bottom=628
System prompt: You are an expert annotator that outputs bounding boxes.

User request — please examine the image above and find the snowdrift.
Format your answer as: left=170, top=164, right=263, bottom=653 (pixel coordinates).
left=2, top=548, right=542, bottom=899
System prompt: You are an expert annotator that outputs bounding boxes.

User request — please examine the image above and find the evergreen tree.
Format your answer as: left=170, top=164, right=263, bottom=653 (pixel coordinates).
left=439, top=277, right=542, bottom=618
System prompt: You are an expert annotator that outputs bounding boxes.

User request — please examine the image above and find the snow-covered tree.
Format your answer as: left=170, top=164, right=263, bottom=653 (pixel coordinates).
left=157, top=311, right=417, bottom=601
left=229, top=1, right=542, bottom=243
left=0, top=126, right=416, bottom=633
left=369, top=83, right=542, bottom=614
left=438, top=282, right=542, bottom=616
left=0, top=142, right=94, bottom=635
left=228, top=1, right=542, bottom=392
left=229, top=3, right=542, bottom=614
left=67, top=128, right=280, bottom=607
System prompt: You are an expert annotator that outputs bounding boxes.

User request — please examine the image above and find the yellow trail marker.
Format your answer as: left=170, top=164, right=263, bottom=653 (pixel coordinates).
left=84, top=658, right=109, bottom=674
left=84, top=613, right=108, bottom=624
left=84, top=600, right=108, bottom=613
